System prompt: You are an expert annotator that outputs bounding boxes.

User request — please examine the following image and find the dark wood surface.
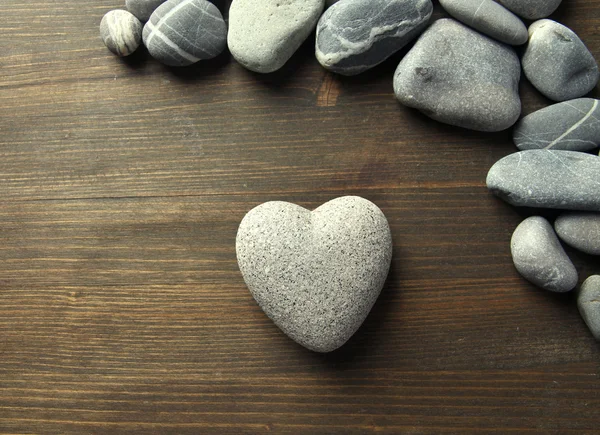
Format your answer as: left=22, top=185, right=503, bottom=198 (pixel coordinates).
left=1, top=1, right=600, bottom=433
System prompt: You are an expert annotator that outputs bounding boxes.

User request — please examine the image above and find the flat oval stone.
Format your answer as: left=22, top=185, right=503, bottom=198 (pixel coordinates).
left=511, top=216, right=577, bottom=292
left=315, top=0, right=433, bottom=76
left=523, top=20, right=599, bottom=102
left=100, top=10, right=143, bottom=57
left=236, top=196, right=392, bottom=353
left=486, top=150, right=600, bottom=211
left=228, top=0, right=325, bottom=73
left=555, top=212, right=600, bottom=255
left=393, top=18, right=521, bottom=132
left=439, top=0, right=527, bottom=45
left=578, top=275, right=600, bottom=341
left=126, top=0, right=167, bottom=22
left=513, top=98, right=600, bottom=152
left=142, top=0, right=227, bottom=67
left=496, top=0, right=562, bottom=20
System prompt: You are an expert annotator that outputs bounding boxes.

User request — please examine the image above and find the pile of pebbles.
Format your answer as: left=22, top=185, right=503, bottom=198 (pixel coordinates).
left=100, top=0, right=600, bottom=345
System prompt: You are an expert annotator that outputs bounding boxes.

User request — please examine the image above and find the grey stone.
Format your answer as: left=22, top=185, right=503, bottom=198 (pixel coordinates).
left=126, top=0, right=167, bottom=22
left=235, top=196, right=392, bottom=353
left=393, top=19, right=521, bottom=132
left=439, top=0, right=527, bottom=46
left=555, top=212, right=600, bottom=255
left=100, top=10, right=143, bottom=57
left=315, top=0, right=433, bottom=76
left=514, top=98, right=600, bottom=152
left=578, top=275, right=600, bottom=341
left=511, top=216, right=578, bottom=292
left=142, top=0, right=227, bottom=67
left=522, top=20, right=599, bottom=102
left=496, top=0, right=562, bottom=20
left=486, top=150, right=600, bottom=211
left=228, top=0, right=325, bottom=73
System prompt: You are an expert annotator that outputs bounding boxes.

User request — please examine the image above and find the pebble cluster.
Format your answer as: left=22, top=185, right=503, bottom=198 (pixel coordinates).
left=99, top=0, right=600, bottom=348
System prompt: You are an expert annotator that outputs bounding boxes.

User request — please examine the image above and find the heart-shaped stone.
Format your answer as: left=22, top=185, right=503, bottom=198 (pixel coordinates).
left=236, top=196, right=393, bottom=352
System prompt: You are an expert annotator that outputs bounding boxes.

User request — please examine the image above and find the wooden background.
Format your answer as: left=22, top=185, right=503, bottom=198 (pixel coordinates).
left=1, top=1, right=599, bottom=433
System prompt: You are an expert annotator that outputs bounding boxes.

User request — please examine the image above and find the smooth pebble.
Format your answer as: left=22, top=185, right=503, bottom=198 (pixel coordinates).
left=513, top=98, right=600, bottom=151
left=236, top=196, right=392, bottom=353
left=511, top=216, right=578, bottom=292
left=143, top=0, right=227, bottom=67
left=577, top=275, right=600, bottom=341
left=100, top=10, right=143, bottom=57
left=496, top=0, right=562, bottom=20
left=555, top=212, right=600, bottom=255
left=126, top=0, right=167, bottom=22
left=439, top=0, right=527, bottom=45
left=522, top=19, right=599, bottom=102
left=394, top=18, right=521, bottom=132
left=315, top=0, right=433, bottom=76
left=486, top=150, right=600, bottom=211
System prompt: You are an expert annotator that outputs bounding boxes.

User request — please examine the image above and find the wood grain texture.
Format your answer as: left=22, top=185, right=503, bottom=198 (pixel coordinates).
left=1, top=1, right=599, bottom=433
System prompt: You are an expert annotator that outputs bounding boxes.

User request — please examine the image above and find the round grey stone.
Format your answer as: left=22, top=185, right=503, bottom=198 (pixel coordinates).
left=486, top=150, right=600, bottom=211
left=555, top=212, right=600, bottom=255
left=315, top=0, right=433, bottom=76
left=228, top=0, right=325, bottom=73
left=496, top=0, right=562, bottom=20
left=235, top=196, right=392, bottom=353
left=523, top=20, right=599, bottom=102
left=126, top=0, right=167, bottom=22
left=100, top=10, right=143, bottom=57
left=439, top=0, right=527, bottom=46
left=393, top=18, right=521, bottom=132
left=142, top=0, right=227, bottom=67
left=511, top=216, right=577, bottom=292
left=513, top=98, right=600, bottom=152
left=578, top=275, right=600, bottom=341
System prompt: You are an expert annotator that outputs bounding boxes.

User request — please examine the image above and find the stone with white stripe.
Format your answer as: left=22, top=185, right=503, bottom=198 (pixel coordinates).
left=522, top=20, right=599, bottom=102
left=100, top=10, right=143, bottom=57
left=126, top=0, right=167, bottom=22
left=228, top=0, right=325, bottom=73
left=142, top=0, right=227, bottom=67
left=514, top=98, right=600, bottom=151
left=315, top=0, right=433, bottom=76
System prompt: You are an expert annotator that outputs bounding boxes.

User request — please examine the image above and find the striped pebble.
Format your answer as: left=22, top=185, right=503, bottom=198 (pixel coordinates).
left=100, top=10, right=143, bottom=57
left=142, top=0, right=227, bottom=67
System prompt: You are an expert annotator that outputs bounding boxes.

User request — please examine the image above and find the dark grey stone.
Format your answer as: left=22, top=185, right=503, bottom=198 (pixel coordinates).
left=439, top=0, right=527, bottom=45
left=235, top=196, right=392, bottom=353
left=514, top=98, right=600, bottom=152
left=555, top=212, right=600, bottom=255
left=486, top=150, right=600, bottom=211
left=511, top=216, right=578, bottom=292
left=393, top=19, right=521, bottom=132
left=578, top=275, right=600, bottom=341
left=523, top=20, right=599, bottom=102
left=496, top=0, right=562, bottom=20
left=315, top=0, right=433, bottom=76
left=126, top=0, right=166, bottom=22
left=228, top=0, right=325, bottom=73
left=100, top=10, right=143, bottom=57
left=142, top=0, right=227, bottom=67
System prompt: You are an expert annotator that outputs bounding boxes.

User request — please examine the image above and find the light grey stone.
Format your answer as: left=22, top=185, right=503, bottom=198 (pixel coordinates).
left=228, top=0, right=325, bottom=73
left=142, top=0, right=227, bottom=67
left=315, top=0, right=433, bottom=76
left=100, top=10, right=143, bottom=57
left=523, top=20, right=599, bottom=102
left=393, top=18, right=521, bottom=132
left=514, top=98, right=600, bottom=152
left=236, top=196, right=392, bottom=353
left=487, top=150, right=600, bottom=211
left=578, top=275, right=600, bottom=340
left=555, top=212, right=600, bottom=255
left=439, top=0, right=527, bottom=45
left=511, top=216, right=578, bottom=292
left=496, top=0, right=562, bottom=20
left=126, top=0, right=166, bottom=22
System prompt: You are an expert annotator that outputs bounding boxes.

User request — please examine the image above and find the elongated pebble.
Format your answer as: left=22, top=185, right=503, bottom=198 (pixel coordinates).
left=555, top=212, right=600, bottom=255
